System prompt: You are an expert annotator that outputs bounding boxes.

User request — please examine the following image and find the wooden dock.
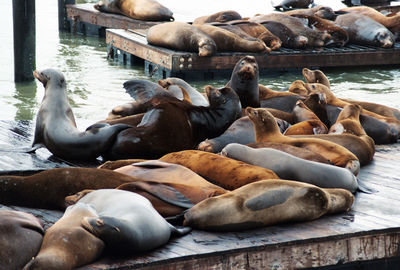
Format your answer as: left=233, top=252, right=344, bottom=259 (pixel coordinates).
left=1, top=120, right=400, bottom=269
left=106, top=29, right=400, bottom=79
left=66, top=4, right=165, bottom=37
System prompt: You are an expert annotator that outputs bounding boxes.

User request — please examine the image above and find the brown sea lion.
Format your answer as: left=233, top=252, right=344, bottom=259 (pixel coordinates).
left=159, top=150, right=279, bottom=190
left=258, top=20, right=308, bottom=49
left=74, top=189, right=190, bottom=254
left=247, top=142, right=331, bottom=164
left=196, top=24, right=268, bottom=53
left=226, top=56, right=260, bottom=108
left=0, top=167, right=139, bottom=209
left=250, top=13, right=331, bottom=47
left=228, top=20, right=282, bottom=50
left=285, top=6, right=335, bottom=20
left=0, top=210, right=44, bottom=270
left=193, top=10, right=242, bottom=24
left=30, top=69, right=131, bottom=160
left=94, top=0, right=174, bottom=21
left=184, top=179, right=354, bottom=231
left=335, top=13, right=394, bottom=48
left=329, top=104, right=367, bottom=136
left=105, top=84, right=241, bottom=160
left=246, top=107, right=360, bottom=174
left=340, top=98, right=400, bottom=121
left=147, top=22, right=217, bottom=56
left=221, top=143, right=358, bottom=192
left=23, top=203, right=104, bottom=270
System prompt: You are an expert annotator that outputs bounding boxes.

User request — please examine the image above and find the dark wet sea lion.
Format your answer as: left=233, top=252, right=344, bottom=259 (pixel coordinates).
left=246, top=107, right=360, bottom=174
left=105, top=85, right=241, bottom=159
left=184, top=179, right=353, bottom=231
left=147, top=22, right=217, bottom=56
left=31, top=69, right=131, bottom=160
left=77, top=189, right=190, bottom=254
left=250, top=13, right=331, bottom=47
left=159, top=150, right=279, bottom=190
left=285, top=6, right=335, bottom=20
left=0, top=210, right=44, bottom=270
left=259, top=20, right=308, bottom=48
left=94, top=0, right=174, bottom=21
left=222, top=143, right=358, bottom=192
left=228, top=20, right=282, bottom=50
left=197, top=116, right=290, bottom=153
left=273, top=0, right=314, bottom=10
left=23, top=203, right=104, bottom=270
left=335, top=13, right=394, bottom=48
left=226, top=56, right=260, bottom=108
left=193, top=10, right=242, bottom=24
left=0, top=167, right=140, bottom=209
left=196, top=24, right=268, bottom=53
left=247, top=141, right=331, bottom=164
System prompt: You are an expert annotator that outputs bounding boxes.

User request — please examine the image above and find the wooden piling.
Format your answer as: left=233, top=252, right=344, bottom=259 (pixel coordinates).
left=12, top=0, right=36, bottom=82
left=58, top=0, right=76, bottom=31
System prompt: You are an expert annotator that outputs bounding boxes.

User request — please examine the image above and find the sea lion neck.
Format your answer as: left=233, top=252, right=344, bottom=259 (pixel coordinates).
left=246, top=108, right=283, bottom=142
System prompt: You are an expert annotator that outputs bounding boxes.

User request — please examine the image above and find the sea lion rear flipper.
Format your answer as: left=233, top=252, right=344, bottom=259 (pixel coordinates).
left=123, top=80, right=172, bottom=103
left=168, top=223, right=192, bottom=237
left=25, top=143, right=44, bottom=153
left=356, top=178, right=378, bottom=194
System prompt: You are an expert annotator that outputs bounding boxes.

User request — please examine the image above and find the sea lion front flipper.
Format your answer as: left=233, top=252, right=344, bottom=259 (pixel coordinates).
left=168, top=223, right=192, bottom=237
left=123, top=80, right=172, bottom=103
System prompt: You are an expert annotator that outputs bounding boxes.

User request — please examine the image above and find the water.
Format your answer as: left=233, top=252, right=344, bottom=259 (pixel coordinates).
left=1, top=0, right=399, bottom=124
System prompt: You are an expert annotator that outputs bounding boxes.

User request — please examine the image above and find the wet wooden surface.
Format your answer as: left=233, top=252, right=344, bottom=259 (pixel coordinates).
left=106, top=29, right=400, bottom=77
left=1, top=120, right=400, bottom=269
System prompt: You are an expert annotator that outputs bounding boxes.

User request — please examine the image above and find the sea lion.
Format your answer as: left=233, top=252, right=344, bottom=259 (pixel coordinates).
left=335, top=13, right=394, bottom=48
left=226, top=56, right=260, bottom=108
left=273, top=0, right=314, bottom=10
left=228, top=20, right=282, bottom=50
left=77, top=189, right=190, bottom=253
left=197, top=116, right=290, bottom=153
left=193, top=10, right=242, bottom=24
left=285, top=6, right=335, bottom=20
left=159, top=150, right=279, bottom=190
left=158, top=77, right=209, bottom=107
left=0, top=167, right=139, bottom=209
left=94, top=0, right=174, bottom=21
left=329, top=104, right=367, bottom=136
left=340, top=98, right=400, bottom=121
left=98, top=159, right=147, bottom=170
left=221, top=143, right=358, bottom=192
left=195, top=24, right=268, bottom=53
left=23, top=203, right=104, bottom=270
left=247, top=142, right=331, bottom=164
left=30, top=69, right=131, bottom=160
left=259, top=84, right=305, bottom=113
left=184, top=179, right=354, bottom=231
left=246, top=107, right=360, bottom=175
left=259, top=20, right=308, bottom=49
left=302, top=68, right=330, bottom=88
left=250, top=13, right=331, bottom=47
left=147, top=22, right=217, bottom=56
left=283, top=100, right=328, bottom=135
left=105, top=85, right=241, bottom=160
left=0, top=210, right=44, bottom=270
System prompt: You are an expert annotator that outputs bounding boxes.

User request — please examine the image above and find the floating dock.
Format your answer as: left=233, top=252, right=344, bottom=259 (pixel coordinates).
left=66, top=4, right=165, bottom=37
left=106, top=29, right=400, bottom=79
left=1, top=120, right=400, bottom=269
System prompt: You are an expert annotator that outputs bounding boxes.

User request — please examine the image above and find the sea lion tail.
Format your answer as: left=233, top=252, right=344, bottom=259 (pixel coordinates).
left=356, top=177, right=378, bottom=194
left=168, top=223, right=192, bottom=237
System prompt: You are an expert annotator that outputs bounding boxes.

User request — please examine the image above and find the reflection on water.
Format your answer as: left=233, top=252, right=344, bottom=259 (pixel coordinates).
left=0, top=0, right=399, bottom=123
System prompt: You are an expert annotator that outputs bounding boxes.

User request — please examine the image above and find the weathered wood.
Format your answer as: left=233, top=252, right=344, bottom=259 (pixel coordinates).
left=106, top=29, right=400, bottom=78
left=12, top=0, right=35, bottom=82
left=58, top=0, right=76, bottom=31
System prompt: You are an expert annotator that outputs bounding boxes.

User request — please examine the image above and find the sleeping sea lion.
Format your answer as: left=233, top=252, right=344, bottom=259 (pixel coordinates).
left=94, top=0, right=174, bottom=21
left=246, top=107, right=360, bottom=175
left=159, top=150, right=279, bottom=190
left=30, top=69, right=131, bottom=160
left=193, top=10, right=242, bottom=25
left=147, top=22, right=217, bottom=56
left=259, top=20, right=308, bottom=49
left=285, top=6, right=335, bottom=20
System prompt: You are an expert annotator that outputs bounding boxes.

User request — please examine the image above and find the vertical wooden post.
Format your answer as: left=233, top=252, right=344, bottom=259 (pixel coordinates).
left=58, top=0, right=76, bottom=31
left=12, top=0, right=36, bottom=82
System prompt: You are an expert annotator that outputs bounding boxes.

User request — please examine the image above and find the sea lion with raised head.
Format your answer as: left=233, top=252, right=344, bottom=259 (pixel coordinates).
left=94, top=0, right=174, bottom=21
left=246, top=107, right=360, bottom=174
left=23, top=203, right=104, bottom=270
left=147, top=22, right=217, bottom=56
left=221, top=143, right=358, bottom=192
left=30, top=69, right=131, bottom=160
left=76, top=189, right=190, bottom=253
left=160, top=150, right=279, bottom=190
left=183, top=179, right=354, bottom=231
left=0, top=210, right=44, bottom=270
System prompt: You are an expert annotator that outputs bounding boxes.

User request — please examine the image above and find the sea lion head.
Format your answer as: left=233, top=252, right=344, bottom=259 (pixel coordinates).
left=33, top=68, right=66, bottom=90
left=197, top=39, right=217, bottom=57
left=289, top=80, right=310, bottom=96
left=234, top=56, right=259, bottom=81
left=215, top=11, right=242, bottom=22
left=314, top=6, right=335, bottom=20
left=205, top=85, right=241, bottom=111
left=375, top=30, right=394, bottom=48
left=246, top=107, right=276, bottom=128
left=291, top=35, right=308, bottom=48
